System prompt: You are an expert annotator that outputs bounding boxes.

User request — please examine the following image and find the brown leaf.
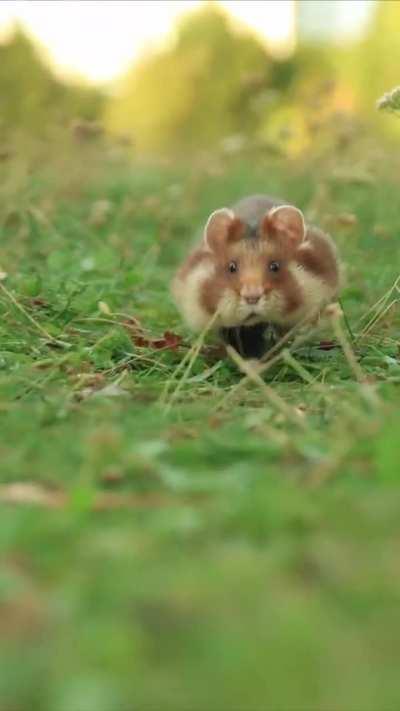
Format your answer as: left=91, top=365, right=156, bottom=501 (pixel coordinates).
left=28, top=297, right=48, bottom=309
left=201, top=343, right=226, bottom=362
left=101, top=470, right=125, bottom=485
left=318, top=340, right=337, bottom=351
left=124, top=317, right=183, bottom=351
left=153, top=330, right=182, bottom=350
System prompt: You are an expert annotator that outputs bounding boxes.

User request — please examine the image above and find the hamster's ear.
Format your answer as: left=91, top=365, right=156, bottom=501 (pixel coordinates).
left=262, top=205, right=305, bottom=247
left=204, top=208, right=243, bottom=251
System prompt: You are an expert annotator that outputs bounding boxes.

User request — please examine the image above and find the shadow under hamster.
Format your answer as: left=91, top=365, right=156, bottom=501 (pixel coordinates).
left=219, top=322, right=282, bottom=360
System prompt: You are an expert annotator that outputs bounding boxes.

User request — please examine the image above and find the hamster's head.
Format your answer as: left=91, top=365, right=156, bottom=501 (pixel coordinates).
left=202, top=204, right=307, bottom=328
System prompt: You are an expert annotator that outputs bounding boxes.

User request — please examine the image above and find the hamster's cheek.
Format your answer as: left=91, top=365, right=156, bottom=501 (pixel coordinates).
left=288, top=264, right=334, bottom=322
left=216, top=288, right=241, bottom=327
left=173, top=261, right=216, bottom=332
left=261, top=290, right=287, bottom=323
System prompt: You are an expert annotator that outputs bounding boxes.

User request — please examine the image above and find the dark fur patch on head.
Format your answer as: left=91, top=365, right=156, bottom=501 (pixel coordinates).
left=243, top=221, right=259, bottom=243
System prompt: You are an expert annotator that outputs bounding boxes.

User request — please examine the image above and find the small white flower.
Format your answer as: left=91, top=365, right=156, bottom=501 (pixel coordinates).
left=81, top=257, right=95, bottom=272
left=98, top=301, right=112, bottom=315
left=377, top=86, right=400, bottom=114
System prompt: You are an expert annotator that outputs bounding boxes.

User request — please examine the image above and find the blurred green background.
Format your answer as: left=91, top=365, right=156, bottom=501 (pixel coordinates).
left=1, top=0, right=400, bottom=155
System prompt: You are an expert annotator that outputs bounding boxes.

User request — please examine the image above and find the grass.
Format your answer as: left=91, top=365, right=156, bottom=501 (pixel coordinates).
left=0, top=134, right=400, bottom=711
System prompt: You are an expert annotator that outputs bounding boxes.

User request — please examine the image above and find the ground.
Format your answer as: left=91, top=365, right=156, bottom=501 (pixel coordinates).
left=0, top=135, right=400, bottom=711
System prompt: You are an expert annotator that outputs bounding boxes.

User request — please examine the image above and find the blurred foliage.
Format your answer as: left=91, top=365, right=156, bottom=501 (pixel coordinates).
left=342, top=0, right=400, bottom=115
left=0, top=114, right=400, bottom=710
left=105, top=1, right=398, bottom=157
left=0, top=27, right=104, bottom=137
left=105, top=5, right=285, bottom=154
left=2, top=2, right=400, bottom=157
left=2, top=5, right=400, bottom=709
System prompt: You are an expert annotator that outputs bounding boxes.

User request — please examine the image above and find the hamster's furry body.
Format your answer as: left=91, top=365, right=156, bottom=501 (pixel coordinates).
left=172, top=195, right=340, bottom=359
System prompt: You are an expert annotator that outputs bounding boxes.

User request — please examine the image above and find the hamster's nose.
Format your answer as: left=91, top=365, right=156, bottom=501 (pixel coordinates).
left=244, top=295, right=261, bottom=305
left=241, top=285, right=264, bottom=304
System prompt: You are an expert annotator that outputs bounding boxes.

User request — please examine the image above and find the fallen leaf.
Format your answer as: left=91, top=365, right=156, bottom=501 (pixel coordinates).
left=318, top=340, right=337, bottom=351
left=136, top=331, right=182, bottom=350
left=29, top=297, right=48, bottom=309
left=124, top=317, right=183, bottom=351
left=200, top=344, right=226, bottom=361
left=101, top=470, right=125, bottom=485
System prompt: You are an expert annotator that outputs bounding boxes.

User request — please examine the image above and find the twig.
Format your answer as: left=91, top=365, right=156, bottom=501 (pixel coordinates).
left=355, top=275, right=400, bottom=335
left=327, top=304, right=365, bottom=383
left=326, top=303, right=381, bottom=406
left=358, top=298, right=398, bottom=340
left=161, top=309, right=221, bottom=410
left=226, top=345, right=307, bottom=429
left=216, top=317, right=315, bottom=412
left=338, top=297, right=355, bottom=344
left=281, top=348, right=361, bottom=419
left=0, top=281, right=70, bottom=348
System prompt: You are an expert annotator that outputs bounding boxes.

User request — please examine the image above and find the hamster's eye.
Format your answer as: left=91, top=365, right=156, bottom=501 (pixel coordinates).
left=269, top=261, right=280, bottom=273
left=228, top=261, right=238, bottom=274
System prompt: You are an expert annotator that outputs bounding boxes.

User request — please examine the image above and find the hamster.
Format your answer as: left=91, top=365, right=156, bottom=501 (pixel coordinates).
left=171, top=195, right=341, bottom=359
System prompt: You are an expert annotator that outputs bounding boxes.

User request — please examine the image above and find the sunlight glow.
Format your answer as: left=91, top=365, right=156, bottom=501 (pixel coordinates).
left=0, top=0, right=295, bottom=84
left=220, top=1, right=295, bottom=56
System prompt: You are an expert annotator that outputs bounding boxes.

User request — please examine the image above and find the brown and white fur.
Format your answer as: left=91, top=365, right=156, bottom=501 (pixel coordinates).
left=172, top=195, right=340, bottom=358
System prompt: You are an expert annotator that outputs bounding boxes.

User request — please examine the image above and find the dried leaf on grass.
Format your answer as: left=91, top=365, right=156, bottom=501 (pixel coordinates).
left=318, top=340, right=337, bottom=351
left=134, top=330, right=182, bottom=350
left=27, top=297, right=49, bottom=309
left=124, top=316, right=183, bottom=351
